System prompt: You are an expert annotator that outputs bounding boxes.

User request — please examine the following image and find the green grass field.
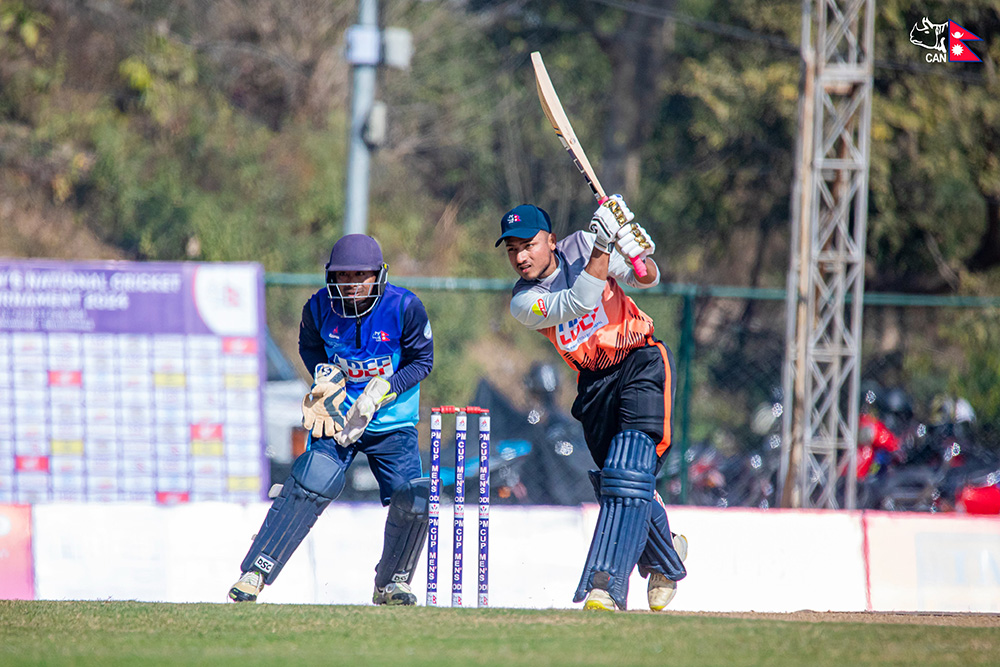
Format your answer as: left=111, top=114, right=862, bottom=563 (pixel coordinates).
left=2, top=601, right=998, bottom=666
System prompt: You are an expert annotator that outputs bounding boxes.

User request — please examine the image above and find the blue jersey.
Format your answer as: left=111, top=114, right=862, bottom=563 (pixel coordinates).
left=298, top=284, right=433, bottom=432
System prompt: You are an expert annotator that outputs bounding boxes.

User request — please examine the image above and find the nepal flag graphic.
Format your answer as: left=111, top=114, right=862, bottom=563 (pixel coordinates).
left=948, top=21, right=982, bottom=62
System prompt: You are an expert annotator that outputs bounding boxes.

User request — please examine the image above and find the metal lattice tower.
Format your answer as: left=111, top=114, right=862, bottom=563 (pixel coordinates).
left=780, top=0, right=875, bottom=509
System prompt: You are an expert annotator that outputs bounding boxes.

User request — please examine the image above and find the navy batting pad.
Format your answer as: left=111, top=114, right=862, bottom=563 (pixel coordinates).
left=375, top=478, right=431, bottom=588
left=573, top=430, right=656, bottom=609
left=240, top=451, right=345, bottom=585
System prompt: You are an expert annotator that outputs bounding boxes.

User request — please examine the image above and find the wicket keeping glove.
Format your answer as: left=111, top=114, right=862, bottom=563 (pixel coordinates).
left=334, top=377, right=397, bottom=447
left=615, top=221, right=656, bottom=263
left=589, top=194, right=635, bottom=254
left=301, top=363, right=348, bottom=439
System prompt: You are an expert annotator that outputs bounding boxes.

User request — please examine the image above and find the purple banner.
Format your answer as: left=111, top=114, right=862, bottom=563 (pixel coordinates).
left=0, top=259, right=267, bottom=504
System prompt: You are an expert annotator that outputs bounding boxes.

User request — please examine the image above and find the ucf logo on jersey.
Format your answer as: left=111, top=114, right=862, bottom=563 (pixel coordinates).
left=556, top=302, right=609, bottom=352
left=332, top=353, right=394, bottom=382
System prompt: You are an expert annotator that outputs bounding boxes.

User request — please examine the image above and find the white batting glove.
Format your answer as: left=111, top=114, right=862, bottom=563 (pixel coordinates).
left=589, top=208, right=617, bottom=254
left=605, top=194, right=635, bottom=224
left=616, top=221, right=656, bottom=262
left=589, top=194, right=635, bottom=254
left=301, top=364, right=347, bottom=438
left=334, top=377, right=397, bottom=447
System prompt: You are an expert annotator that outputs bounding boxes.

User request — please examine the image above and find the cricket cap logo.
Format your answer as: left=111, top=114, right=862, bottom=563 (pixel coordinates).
left=495, top=204, right=552, bottom=247
left=909, top=17, right=983, bottom=63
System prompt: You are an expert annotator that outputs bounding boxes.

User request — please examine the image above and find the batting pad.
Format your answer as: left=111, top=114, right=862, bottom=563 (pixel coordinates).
left=574, top=430, right=657, bottom=610
left=588, top=468, right=686, bottom=583
left=240, top=450, right=345, bottom=585
left=638, top=497, right=687, bottom=582
left=374, top=477, right=431, bottom=588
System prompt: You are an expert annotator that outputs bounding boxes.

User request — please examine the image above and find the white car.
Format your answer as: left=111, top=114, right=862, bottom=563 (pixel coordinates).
left=263, top=335, right=309, bottom=470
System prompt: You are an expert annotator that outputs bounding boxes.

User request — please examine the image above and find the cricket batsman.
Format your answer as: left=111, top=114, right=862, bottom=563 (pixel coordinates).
left=496, top=198, right=687, bottom=611
left=229, top=234, right=434, bottom=605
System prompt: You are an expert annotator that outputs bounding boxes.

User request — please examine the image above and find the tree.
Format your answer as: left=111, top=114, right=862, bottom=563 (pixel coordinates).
left=869, top=1, right=1000, bottom=290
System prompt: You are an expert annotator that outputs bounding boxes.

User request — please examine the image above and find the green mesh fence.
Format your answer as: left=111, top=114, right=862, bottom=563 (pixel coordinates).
left=265, top=274, right=1000, bottom=510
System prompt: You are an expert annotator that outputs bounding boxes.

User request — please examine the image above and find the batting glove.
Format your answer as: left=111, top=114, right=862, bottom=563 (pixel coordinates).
left=589, top=195, right=635, bottom=254
left=616, top=221, right=656, bottom=262
left=301, top=364, right=348, bottom=438
left=334, top=377, right=397, bottom=447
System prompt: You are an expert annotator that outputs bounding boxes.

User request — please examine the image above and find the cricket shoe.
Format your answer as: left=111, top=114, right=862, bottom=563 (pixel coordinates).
left=672, top=533, right=689, bottom=562
left=373, top=581, right=417, bottom=606
left=229, top=570, right=264, bottom=603
left=647, top=573, right=677, bottom=611
left=583, top=588, right=618, bottom=612
left=648, top=533, right=689, bottom=611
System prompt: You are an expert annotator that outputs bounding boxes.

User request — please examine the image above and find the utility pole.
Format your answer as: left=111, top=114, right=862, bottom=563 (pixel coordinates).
left=780, top=0, right=816, bottom=510
left=343, top=0, right=412, bottom=236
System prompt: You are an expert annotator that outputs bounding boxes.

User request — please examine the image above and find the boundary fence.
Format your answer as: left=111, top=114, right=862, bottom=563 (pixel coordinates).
left=266, top=273, right=1000, bottom=507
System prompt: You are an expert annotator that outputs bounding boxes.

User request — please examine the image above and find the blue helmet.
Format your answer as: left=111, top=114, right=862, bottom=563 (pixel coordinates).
left=324, top=234, right=388, bottom=318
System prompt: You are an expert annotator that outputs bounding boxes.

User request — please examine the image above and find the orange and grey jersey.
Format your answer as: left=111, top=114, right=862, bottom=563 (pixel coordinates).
left=509, top=231, right=660, bottom=371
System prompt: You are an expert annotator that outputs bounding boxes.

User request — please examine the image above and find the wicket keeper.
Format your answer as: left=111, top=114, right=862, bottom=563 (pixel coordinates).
left=230, top=234, right=434, bottom=605
left=497, top=197, right=687, bottom=611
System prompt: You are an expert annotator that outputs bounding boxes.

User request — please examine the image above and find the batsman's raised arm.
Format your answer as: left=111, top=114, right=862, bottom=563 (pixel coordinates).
left=593, top=194, right=659, bottom=287
left=501, top=199, right=661, bottom=329
left=509, top=268, right=606, bottom=330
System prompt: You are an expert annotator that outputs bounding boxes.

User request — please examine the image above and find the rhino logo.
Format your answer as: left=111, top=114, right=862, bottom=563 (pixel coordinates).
left=909, top=17, right=948, bottom=56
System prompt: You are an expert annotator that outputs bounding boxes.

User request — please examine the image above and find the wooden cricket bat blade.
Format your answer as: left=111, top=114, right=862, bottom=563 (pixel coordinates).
left=529, top=51, right=647, bottom=278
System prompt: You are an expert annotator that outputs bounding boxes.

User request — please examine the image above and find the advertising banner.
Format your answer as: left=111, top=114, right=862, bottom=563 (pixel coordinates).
left=0, top=259, right=267, bottom=503
left=865, top=512, right=1000, bottom=612
left=0, top=504, right=34, bottom=599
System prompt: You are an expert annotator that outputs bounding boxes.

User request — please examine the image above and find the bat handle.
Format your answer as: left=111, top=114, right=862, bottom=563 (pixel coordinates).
left=630, top=256, right=648, bottom=278
left=597, top=196, right=648, bottom=278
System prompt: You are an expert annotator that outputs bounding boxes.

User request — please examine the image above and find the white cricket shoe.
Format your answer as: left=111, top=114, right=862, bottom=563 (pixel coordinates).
left=373, top=581, right=417, bottom=606
left=647, top=573, right=677, bottom=611
left=648, top=533, right=689, bottom=611
left=229, top=570, right=264, bottom=603
left=583, top=588, right=617, bottom=612
left=672, top=533, right=689, bottom=562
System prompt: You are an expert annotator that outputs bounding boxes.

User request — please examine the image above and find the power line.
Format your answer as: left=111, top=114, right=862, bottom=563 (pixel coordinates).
left=586, top=0, right=989, bottom=85
left=588, top=0, right=798, bottom=53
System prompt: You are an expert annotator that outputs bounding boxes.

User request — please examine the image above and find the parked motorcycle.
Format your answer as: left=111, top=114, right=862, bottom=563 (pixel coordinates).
left=925, top=396, right=1000, bottom=514
left=860, top=389, right=1000, bottom=515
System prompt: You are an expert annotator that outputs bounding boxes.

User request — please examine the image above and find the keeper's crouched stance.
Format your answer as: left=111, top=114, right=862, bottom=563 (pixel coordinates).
left=497, top=198, right=687, bottom=611
left=230, top=445, right=431, bottom=605
left=230, top=234, right=434, bottom=605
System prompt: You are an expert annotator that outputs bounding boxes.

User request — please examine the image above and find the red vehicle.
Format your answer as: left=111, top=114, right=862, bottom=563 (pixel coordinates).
left=956, top=482, right=1000, bottom=514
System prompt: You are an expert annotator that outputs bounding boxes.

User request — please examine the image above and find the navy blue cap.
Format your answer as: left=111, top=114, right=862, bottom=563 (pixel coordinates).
left=495, top=205, right=552, bottom=247
left=325, top=234, right=384, bottom=271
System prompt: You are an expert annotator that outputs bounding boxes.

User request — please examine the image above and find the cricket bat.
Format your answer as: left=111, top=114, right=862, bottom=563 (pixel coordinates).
left=530, top=51, right=647, bottom=278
